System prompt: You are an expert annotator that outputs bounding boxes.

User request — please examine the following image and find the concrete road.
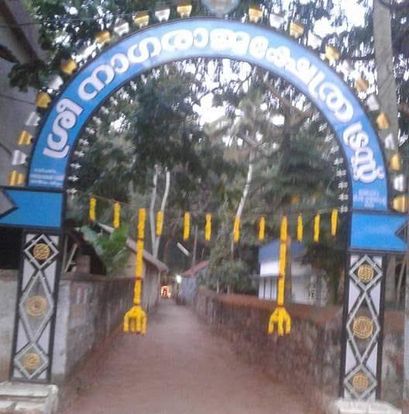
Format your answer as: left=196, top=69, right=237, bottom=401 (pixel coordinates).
left=62, top=300, right=312, bottom=414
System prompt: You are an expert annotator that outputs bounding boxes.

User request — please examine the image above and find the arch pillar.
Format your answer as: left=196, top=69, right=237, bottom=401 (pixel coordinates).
left=10, top=232, right=62, bottom=382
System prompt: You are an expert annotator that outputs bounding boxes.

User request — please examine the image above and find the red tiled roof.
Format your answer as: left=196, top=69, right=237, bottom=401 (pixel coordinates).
left=181, top=260, right=209, bottom=278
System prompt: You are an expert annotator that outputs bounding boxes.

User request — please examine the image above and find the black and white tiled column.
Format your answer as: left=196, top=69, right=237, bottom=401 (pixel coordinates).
left=341, top=254, right=385, bottom=400
left=11, top=233, right=61, bottom=382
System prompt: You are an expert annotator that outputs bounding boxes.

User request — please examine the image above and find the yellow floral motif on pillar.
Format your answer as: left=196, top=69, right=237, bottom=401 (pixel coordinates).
left=233, top=217, right=240, bottom=243
left=268, top=216, right=291, bottom=336
left=89, top=197, right=96, bottom=222
left=205, top=213, right=212, bottom=241
left=113, top=202, right=121, bottom=229
left=258, top=216, right=266, bottom=241
left=183, top=212, right=190, bottom=241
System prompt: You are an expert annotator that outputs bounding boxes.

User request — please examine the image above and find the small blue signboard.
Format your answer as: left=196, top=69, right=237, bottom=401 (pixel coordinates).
left=0, top=188, right=63, bottom=229
left=350, top=211, right=407, bottom=252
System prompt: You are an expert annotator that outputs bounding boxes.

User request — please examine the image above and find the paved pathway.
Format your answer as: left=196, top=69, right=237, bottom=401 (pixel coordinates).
left=63, top=300, right=312, bottom=414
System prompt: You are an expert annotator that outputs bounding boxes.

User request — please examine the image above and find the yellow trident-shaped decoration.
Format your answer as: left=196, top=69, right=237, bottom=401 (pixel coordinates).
left=124, top=208, right=147, bottom=335
left=268, top=216, right=292, bottom=336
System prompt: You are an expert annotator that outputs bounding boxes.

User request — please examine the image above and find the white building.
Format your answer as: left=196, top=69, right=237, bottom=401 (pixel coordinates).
left=258, top=240, right=327, bottom=305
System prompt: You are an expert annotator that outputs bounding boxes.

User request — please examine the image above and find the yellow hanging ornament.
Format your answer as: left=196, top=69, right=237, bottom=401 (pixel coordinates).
left=233, top=217, right=240, bottom=243
left=258, top=216, right=266, bottom=241
left=156, top=211, right=164, bottom=236
left=183, top=212, right=190, bottom=241
left=313, top=213, right=320, bottom=242
left=297, top=214, right=303, bottom=242
left=268, top=215, right=291, bottom=336
left=138, top=208, right=146, bottom=239
left=124, top=208, right=147, bottom=335
left=133, top=277, right=142, bottom=304
left=205, top=213, right=212, bottom=241
left=113, top=202, right=121, bottom=229
left=89, top=197, right=96, bottom=222
left=331, top=209, right=338, bottom=237
left=280, top=215, right=288, bottom=243
left=123, top=299, right=147, bottom=334
left=135, top=239, right=144, bottom=278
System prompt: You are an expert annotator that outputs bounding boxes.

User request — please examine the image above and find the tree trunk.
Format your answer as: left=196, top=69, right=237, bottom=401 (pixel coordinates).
left=152, top=170, right=170, bottom=259
left=192, top=225, right=198, bottom=266
left=373, top=0, right=399, bottom=148
left=231, top=150, right=254, bottom=255
left=149, top=165, right=159, bottom=256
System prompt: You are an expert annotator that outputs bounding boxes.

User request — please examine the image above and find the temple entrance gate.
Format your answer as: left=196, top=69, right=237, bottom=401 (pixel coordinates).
left=0, top=16, right=406, bottom=400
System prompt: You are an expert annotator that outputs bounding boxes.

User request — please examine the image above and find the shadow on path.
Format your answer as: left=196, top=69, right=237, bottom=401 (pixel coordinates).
left=62, top=299, right=312, bottom=414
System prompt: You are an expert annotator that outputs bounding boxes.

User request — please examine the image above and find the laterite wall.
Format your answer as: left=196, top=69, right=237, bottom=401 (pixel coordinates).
left=194, top=288, right=404, bottom=410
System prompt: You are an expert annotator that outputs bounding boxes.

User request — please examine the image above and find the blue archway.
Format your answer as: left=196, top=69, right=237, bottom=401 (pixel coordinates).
left=1, top=18, right=407, bottom=400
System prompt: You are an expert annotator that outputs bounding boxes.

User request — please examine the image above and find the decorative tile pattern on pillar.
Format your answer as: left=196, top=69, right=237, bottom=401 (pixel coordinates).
left=11, top=233, right=60, bottom=382
left=343, top=254, right=384, bottom=400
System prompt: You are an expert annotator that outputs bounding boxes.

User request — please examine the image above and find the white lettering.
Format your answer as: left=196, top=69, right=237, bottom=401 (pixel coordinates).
left=78, top=65, right=115, bottom=100
left=231, top=32, right=250, bottom=55
left=210, top=29, right=234, bottom=51
left=162, top=30, right=193, bottom=52
left=128, top=37, right=161, bottom=63
left=111, top=53, right=129, bottom=74
left=248, top=36, right=269, bottom=59
left=343, top=122, right=384, bottom=183
left=43, top=98, right=83, bottom=159
left=193, top=28, right=209, bottom=49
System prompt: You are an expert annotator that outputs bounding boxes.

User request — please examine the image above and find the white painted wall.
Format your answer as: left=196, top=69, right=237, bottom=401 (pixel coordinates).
left=258, top=261, right=327, bottom=305
left=258, top=277, right=276, bottom=300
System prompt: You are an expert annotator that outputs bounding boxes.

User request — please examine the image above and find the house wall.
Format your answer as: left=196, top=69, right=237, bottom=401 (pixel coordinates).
left=0, top=270, right=17, bottom=381
left=292, top=276, right=310, bottom=304
left=0, top=9, right=37, bottom=186
left=258, top=277, right=276, bottom=300
left=179, top=277, right=197, bottom=305
left=260, top=260, right=278, bottom=276
left=142, top=264, right=161, bottom=313
left=258, top=263, right=327, bottom=305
